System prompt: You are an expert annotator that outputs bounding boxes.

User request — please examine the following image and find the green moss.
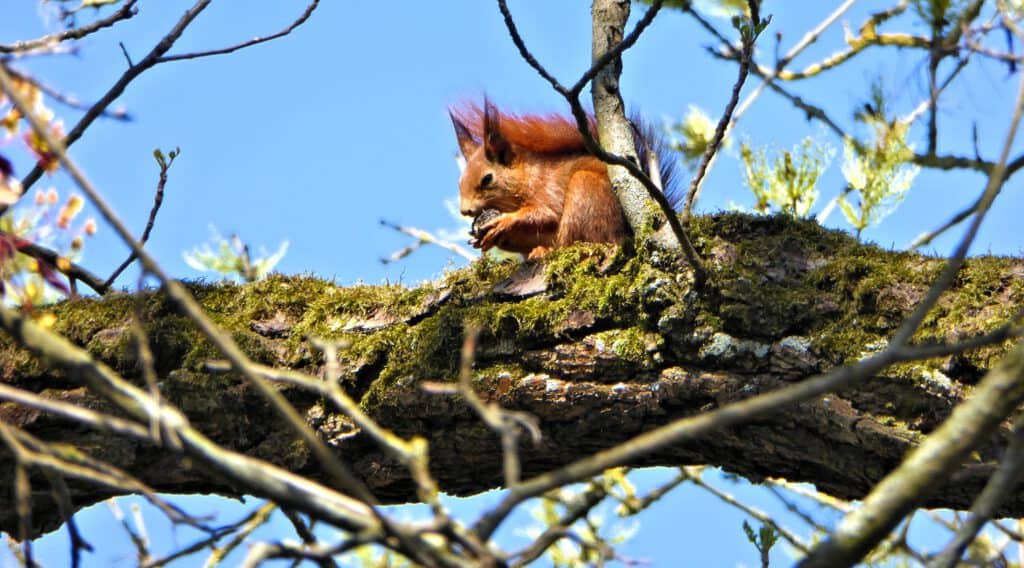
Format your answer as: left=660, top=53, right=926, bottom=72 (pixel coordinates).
left=604, top=328, right=658, bottom=365
left=2, top=211, right=1016, bottom=426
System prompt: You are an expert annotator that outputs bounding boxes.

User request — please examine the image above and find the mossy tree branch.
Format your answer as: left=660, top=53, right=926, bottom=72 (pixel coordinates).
left=1, top=213, right=1023, bottom=537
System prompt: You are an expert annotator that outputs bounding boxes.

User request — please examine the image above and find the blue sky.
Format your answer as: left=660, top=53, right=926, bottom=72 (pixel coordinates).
left=1, top=1, right=1022, bottom=566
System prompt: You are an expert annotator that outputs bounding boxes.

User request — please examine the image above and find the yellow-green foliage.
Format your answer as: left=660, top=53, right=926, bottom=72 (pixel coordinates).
left=669, top=105, right=720, bottom=168
left=183, top=229, right=289, bottom=283
left=740, top=137, right=832, bottom=217
left=839, top=116, right=919, bottom=238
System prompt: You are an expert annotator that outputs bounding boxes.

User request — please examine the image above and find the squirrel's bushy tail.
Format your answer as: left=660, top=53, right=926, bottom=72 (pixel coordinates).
left=630, top=117, right=684, bottom=211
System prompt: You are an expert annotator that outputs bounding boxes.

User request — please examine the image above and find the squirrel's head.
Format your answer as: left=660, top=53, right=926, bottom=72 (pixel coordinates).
left=451, top=101, right=524, bottom=217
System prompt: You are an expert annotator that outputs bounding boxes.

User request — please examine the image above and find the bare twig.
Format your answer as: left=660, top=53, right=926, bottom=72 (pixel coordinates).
left=43, top=472, right=93, bottom=568
left=141, top=505, right=277, bottom=568
left=509, top=479, right=609, bottom=567
left=0, top=382, right=151, bottom=440
left=156, top=1, right=320, bottom=63
left=203, top=502, right=276, bottom=566
left=104, top=149, right=176, bottom=289
left=457, top=325, right=541, bottom=488
left=19, top=0, right=214, bottom=194
left=496, top=0, right=709, bottom=287
left=683, top=0, right=766, bottom=218
left=681, top=466, right=809, bottom=553
left=801, top=62, right=1024, bottom=567
left=6, top=67, right=130, bottom=120
left=379, top=219, right=476, bottom=263
left=683, top=0, right=857, bottom=202
left=929, top=414, right=1024, bottom=568
left=4, top=234, right=109, bottom=295
left=0, top=1, right=139, bottom=54
left=909, top=193, right=981, bottom=250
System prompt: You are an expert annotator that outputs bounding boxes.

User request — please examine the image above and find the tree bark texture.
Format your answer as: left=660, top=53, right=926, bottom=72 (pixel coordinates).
left=591, top=0, right=656, bottom=235
left=1, top=213, right=1022, bottom=535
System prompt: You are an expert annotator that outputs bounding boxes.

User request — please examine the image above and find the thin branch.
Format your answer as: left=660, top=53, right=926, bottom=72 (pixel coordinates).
left=705, top=17, right=1021, bottom=180
left=682, top=466, right=808, bottom=553
left=683, top=0, right=766, bottom=218
left=42, top=472, right=93, bottom=568
left=909, top=193, right=982, bottom=250
left=104, top=149, right=176, bottom=289
left=6, top=67, right=131, bottom=120
left=4, top=235, right=109, bottom=295
left=19, top=0, right=214, bottom=193
left=929, top=414, right=1024, bottom=568
left=753, top=0, right=920, bottom=81
left=683, top=0, right=857, bottom=202
left=496, top=0, right=708, bottom=287
left=800, top=64, right=1024, bottom=566
left=0, top=383, right=151, bottom=440
left=570, top=1, right=666, bottom=98
left=0, top=1, right=139, bottom=54
left=155, top=0, right=320, bottom=63
left=455, top=325, right=541, bottom=488
left=202, top=502, right=276, bottom=566
left=379, top=219, right=476, bottom=263
left=141, top=505, right=274, bottom=568
left=509, top=480, right=608, bottom=567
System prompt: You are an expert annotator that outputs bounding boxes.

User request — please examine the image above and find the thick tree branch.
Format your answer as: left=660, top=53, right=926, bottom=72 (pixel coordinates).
left=1, top=214, right=1022, bottom=536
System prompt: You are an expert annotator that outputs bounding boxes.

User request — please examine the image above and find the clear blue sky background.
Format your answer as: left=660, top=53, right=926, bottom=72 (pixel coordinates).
left=1, top=1, right=1022, bottom=566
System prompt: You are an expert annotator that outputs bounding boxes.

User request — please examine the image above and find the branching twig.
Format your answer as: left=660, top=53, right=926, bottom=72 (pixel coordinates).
left=683, top=0, right=766, bottom=218
left=0, top=1, right=139, bottom=55
left=155, top=1, right=320, bottom=63
left=929, top=414, right=1024, bottom=568
left=379, top=219, right=476, bottom=263
left=682, top=0, right=856, bottom=203
left=801, top=64, right=1024, bottom=565
left=104, top=149, right=176, bottom=289
left=456, top=325, right=541, bottom=488
left=496, top=0, right=709, bottom=287
left=681, top=466, right=808, bottom=553
left=509, top=479, right=609, bottom=567
left=4, top=235, right=109, bottom=295
left=19, top=0, right=214, bottom=194
left=6, top=67, right=130, bottom=120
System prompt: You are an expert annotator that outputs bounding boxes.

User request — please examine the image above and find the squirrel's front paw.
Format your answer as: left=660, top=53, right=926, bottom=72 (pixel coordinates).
left=473, top=213, right=516, bottom=252
left=468, top=209, right=502, bottom=248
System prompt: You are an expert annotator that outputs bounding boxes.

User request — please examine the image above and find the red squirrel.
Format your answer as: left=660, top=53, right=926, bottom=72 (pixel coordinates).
left=450, top=100, right=679, bottom=260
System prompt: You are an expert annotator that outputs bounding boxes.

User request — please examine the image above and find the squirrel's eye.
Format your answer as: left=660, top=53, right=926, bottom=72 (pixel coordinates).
left=480, top=173, right=494, bottom=188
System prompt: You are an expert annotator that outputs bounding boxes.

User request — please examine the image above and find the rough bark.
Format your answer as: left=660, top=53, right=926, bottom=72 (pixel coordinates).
left=1, top=213, right=1022, bottom=536
left=591, top=0, right=655, bottom=234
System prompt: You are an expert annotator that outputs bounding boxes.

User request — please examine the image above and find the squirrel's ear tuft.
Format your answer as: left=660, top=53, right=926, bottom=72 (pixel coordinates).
left=483, top=99, right=514, bottom=165
left=450, top=111, right=478, bottom=158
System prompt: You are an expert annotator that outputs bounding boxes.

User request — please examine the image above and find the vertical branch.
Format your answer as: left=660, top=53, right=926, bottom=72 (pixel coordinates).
left=683, top=0, right=766, bottom=219
left=590, top=0, right=650, bottom=231
left=497, top=0, right=707, bottom=287
left=587, top=0, right=708, bottom=285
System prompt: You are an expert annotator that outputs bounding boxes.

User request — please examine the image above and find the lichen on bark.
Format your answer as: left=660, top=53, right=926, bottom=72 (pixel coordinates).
left=1, top=212, right=1023, bottom=534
